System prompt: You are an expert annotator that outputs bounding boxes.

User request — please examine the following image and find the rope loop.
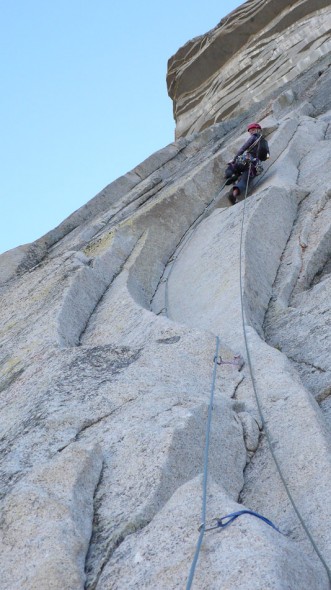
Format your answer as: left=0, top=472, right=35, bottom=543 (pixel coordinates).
left=204, top=510, right=283, bottom=534
left=239, top=164, right=331, bottom=582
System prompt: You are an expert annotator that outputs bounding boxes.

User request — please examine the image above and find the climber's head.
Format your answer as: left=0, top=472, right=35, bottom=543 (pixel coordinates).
left=247, top=122, right=262, bottom=133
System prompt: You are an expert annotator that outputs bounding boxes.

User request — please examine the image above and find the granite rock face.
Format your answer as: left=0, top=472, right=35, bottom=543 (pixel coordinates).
left=1, top=1, right=331, bottom=589
left=167, top=0, right=331, bottom=138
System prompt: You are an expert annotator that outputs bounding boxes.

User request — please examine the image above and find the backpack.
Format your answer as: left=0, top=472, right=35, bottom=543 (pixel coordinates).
left=257, top=136, right=270, bottom=161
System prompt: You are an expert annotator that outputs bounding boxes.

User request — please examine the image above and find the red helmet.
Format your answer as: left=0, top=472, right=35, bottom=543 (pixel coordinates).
left=247, top=122, right=261, bottom=131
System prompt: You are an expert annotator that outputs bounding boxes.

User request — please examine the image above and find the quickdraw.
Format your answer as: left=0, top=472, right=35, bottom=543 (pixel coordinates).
left=201, top=510, right=283, bottom=534
left=215, top=354, right=242, bottom=367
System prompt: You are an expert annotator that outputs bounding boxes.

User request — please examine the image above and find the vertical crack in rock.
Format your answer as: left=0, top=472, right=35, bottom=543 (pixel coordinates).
left=84, top=399, right=246, bottom=589
left=57, top=234, right=143, bottom=347
left=2, top=3, right=331, bottom=588
left=264, top=131, right=331, bottom=402
left=84, top=460, right=106, bottom=590
left=56, top=397, right=137, bottom=454
left=1, top=443, right=103, bottom=590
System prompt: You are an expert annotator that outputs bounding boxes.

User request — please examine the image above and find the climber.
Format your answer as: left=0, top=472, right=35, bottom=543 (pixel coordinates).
left=224, top=122, right=269, bottom=205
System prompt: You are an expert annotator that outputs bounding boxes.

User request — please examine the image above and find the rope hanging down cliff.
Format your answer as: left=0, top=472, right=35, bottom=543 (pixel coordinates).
left=238, top=165, right=331, bottom=583
left=185, top=167, right=284, bottom=590
left=154, top=145, right=331, bottom=586
left=185, top=336, right=220, bottom=590
left=185, top=164, right=330, bottom=587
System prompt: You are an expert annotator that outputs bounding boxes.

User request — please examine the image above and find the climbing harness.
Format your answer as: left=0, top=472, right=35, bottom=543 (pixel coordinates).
left=238, top=164, right=331, bottom=583
left=232, top=154, right=249, bottom=173
left=230, top=133, right=269, bottom=181
left=160, top=143, right=331, bottom=586
left=185, top=166, right=281, bottom=590
left=186, top=160, right=331, bottom=587
left=235, top=150, right=263, bottom=176
left=202, top=510, right=283, bottom=534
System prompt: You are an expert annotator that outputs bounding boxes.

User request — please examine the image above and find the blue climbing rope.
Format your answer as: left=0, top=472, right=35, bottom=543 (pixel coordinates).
left=204, top=509, right=283, bottom=533
left=238, top=165, right=331, bottom=582
left=185, top=336, right=220, bottom=590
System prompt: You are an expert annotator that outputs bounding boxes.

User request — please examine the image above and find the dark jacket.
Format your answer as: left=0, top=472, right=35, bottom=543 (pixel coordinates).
left=235, top=133, right=261, bottom=159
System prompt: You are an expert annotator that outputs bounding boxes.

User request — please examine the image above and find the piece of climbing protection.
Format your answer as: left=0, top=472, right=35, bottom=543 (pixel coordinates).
left=202, top=510, right=283, bottom=534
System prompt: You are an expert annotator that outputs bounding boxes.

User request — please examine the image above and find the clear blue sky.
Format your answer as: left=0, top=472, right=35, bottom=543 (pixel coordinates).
left=1, top=0, right=243, bottom=254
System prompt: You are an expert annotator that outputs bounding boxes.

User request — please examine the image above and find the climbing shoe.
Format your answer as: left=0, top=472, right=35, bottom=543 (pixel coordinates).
left=228, top=190, right=237, bottom=205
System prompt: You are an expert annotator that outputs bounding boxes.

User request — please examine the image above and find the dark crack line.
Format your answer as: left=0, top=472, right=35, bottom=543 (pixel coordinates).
left=316, top=386, right=331, bottom=404
left=86, top=515, right=151, bottom=590
left=56, top=397, right=136, bottom=453
left=232, top=374, right=245, bottom=399
left=84, top=138, right=208, bottom=247
left=84, top=460, right=106, bottom=587
left=287, top=354, right=326, bottom=373
left=77, top=237, right=143, bottom=345
left=263, top=192, right=314, bottom=331
left=150, top=190, right=228, bottom=310
left=91, top=180, right=165, bottom=240
left=0, top=368, right=25, bottom=394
